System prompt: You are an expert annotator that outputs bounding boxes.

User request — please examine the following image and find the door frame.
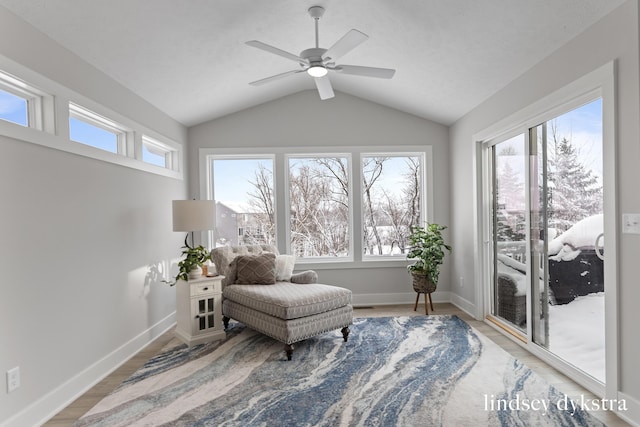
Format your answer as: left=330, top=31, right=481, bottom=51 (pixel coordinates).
left=472, top=61, right=618, bottom=399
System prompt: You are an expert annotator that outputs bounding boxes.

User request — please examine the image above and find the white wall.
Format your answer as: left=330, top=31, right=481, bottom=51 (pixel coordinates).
left=188, top=90, right=451, bottom=305
left=0, top=7, right=187, bottom=426
left=449, top=0, right=640, bottom=422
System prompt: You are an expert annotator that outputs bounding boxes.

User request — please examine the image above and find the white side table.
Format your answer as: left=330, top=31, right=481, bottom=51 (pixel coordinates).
left=175, top=275, right=226, bottom=346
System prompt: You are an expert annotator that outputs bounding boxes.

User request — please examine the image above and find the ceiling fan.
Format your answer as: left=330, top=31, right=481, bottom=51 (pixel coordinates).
left=246, top=5, right=396, bottom=100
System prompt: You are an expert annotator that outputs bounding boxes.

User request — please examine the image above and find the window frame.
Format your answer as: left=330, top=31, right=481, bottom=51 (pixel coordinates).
left=285, top=153, right=354, bottom=262
left=69, top=102, right=129, bottom=155
left=0, top=86, right=29, bottom=127
left=473, top=62, right=616, bottom=398
left=360, top=151, right=429, bottom=262
left=201, top=146, right=433, bottom=269
left=141, top=134, right=178, bottom=170
left=204, top=153, right=277, bottom=248
left=0, top=69, right=51, bottom=131
left=0, top=56, right=183, bottom=180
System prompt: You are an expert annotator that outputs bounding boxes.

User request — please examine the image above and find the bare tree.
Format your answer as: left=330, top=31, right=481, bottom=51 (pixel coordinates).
left=362, top=157, right=388, bottom=254
left=246, top=164, right=275, bottom=244
left=403, top=157, right=421, bottom=229
left=246, top=155, right=423, bottom=257
left=313, top=157, right=349, bottom=208
left=289, top=160, right=349, bottom=257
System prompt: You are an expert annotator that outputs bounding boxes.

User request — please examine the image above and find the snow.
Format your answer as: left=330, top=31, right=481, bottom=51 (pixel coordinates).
left=547, top=292, right=605, bottom=383
left=496, top=249, right=605, bottom=382
left=549, top=246, right=582, bottom=262
left=496, top=254, right=528, bottom=296
left=217, top=200, right=260, bottom=214
left=497, top=253, right=526, bottom=273
left=548, top=214, right=603, bottom=256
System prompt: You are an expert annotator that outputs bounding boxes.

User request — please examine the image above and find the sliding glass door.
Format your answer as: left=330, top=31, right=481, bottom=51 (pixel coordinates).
left=490, top=133, right=528, bottom=332
left=487, top=98, right=605, bottom=383
left=530, top=99, right=605, bottom=382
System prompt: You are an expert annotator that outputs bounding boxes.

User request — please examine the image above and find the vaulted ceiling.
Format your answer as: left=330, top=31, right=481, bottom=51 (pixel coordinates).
left=0, top=0, right=625, bottom=127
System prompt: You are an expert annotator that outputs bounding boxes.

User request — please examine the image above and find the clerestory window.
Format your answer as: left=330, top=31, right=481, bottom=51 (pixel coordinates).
left=0, top=70, right=51, bottom=130
left=69, top=102, right=129, bottom=154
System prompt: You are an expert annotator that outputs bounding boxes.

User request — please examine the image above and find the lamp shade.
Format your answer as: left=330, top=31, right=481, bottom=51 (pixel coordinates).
left=172, top=200, right=215, bottom=232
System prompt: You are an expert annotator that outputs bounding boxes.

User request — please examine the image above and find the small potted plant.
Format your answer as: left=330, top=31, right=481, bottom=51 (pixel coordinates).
left=407, top=223, right=452, bottom=293
left=164, top=244, right=210, bottom=286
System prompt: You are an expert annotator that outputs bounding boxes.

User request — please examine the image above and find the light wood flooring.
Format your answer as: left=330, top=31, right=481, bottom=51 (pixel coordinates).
left=44, top=303, right=629, bottom=426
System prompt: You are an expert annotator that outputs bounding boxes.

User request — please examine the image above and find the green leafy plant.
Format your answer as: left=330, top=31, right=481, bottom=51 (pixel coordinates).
left=406, top=223, right=452, bottom=284
left=164, top=244, right=210, bottom=286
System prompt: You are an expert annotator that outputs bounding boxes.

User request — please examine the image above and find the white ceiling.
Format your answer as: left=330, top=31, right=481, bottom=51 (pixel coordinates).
left=0, top=0, right=624, bottom=127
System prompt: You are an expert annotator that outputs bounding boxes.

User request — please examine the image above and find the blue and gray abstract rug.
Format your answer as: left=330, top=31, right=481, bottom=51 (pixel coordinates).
left=75, top=316, right=604, bottom=426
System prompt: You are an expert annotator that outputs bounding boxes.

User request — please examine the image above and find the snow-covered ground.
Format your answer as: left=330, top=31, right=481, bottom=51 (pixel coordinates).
left=497, top=213, right=605, bottom=382
left=542, top=214, right=605, bottom=382
left=547, top=292, right=605, bottom=382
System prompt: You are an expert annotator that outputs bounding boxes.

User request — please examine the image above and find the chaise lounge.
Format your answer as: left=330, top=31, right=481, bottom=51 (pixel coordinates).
left=211, top=244, right=353, bottom=360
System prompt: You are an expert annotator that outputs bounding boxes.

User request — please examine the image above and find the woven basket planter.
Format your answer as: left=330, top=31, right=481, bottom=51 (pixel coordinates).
left=411, top=272, right=437, bottom=294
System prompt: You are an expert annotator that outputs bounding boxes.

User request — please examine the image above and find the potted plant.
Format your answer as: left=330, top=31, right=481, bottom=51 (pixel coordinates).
left=164, top=244, right=210, bottom=286
left=406, top=223, right=452, bottom=293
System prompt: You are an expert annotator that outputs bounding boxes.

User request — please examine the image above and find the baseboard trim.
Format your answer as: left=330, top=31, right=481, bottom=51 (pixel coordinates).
left=449, top=293, right=478, bottom=319
left=352, top=291, right=451, bottom=307
left=2, top=312, right=176, bottom=427
left=617, top=392, right=640, bottom=426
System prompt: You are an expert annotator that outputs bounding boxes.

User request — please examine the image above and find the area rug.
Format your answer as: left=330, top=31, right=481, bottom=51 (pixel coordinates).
left=74, top=316, right=604, bottom=426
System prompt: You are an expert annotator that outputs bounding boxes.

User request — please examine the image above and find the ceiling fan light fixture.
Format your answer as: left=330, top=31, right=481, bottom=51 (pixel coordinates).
left=246, top=5, right=394, bottom=100
left=307, top=65, right=327, bottom=77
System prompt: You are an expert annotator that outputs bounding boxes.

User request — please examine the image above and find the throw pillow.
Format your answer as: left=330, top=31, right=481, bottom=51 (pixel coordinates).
left=275, top=254, right=296, bottom=281
left=234, top=253, right=277, bottom=284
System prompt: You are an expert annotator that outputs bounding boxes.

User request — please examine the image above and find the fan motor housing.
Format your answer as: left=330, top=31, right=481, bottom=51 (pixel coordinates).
left=300, top=47, right=327, bottom=63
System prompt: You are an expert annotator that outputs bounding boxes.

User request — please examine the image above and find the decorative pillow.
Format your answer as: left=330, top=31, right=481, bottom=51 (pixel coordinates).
left=234, top=253, right=277, bottom=284
left=275, top=254, right=296, bottom=282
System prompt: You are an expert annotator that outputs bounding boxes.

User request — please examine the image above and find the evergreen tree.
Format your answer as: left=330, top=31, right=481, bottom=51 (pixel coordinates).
left=548, top=136, right=602, bottom=232
left=495, top=156, right=525, bottom=242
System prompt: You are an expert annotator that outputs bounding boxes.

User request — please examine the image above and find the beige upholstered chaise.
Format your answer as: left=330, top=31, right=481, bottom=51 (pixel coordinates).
left=210, top=245, right=353, bottom=360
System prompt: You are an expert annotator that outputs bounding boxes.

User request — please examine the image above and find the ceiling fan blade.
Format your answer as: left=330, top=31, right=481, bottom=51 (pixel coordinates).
left=333, top=64, right=396, bottom=79
left=249, top=70, right=304, bottom=86
left=314, top=75, right=335, bottom=100
left=322, top=29, right=368, bottom=62
left=246, top=40, right=307, bottom=65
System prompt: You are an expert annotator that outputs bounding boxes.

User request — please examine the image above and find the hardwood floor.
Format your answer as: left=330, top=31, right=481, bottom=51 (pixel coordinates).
left=44, top=303, right=629, bottom=426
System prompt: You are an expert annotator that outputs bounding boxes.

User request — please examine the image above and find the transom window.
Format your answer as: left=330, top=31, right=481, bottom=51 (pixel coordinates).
left=142, top=135, right=177, bottom=169
left=0, top=88, right=28, bottom=127
left=0, top=66, right=182, bottom=179
left=69, top=102, right=128, bottom=154
left=0, top=70, right=50, bottom=130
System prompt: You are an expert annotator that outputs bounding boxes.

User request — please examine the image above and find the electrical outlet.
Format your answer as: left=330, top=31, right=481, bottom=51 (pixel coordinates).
left=459, top=276, right=464, bottom=288
left=7, top=367, right=20, bottom=393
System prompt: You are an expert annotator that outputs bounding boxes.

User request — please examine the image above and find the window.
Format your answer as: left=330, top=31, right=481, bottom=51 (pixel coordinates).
left=288, top=156, right=350, bottom=259
left=203, top=146, right=431, bottom=266
left=0, top=70, right=50, bottom=130
left=210, top=157, right=275, bottom=247
left=69, top=102, right=128, bottom=154
left=362, top=154, right=424, bottom=257
left=142, top=135, right=176, bottom=169
left=0, top=88, right=28, bottom=126
left=0, top=66, right=182, bottom=179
